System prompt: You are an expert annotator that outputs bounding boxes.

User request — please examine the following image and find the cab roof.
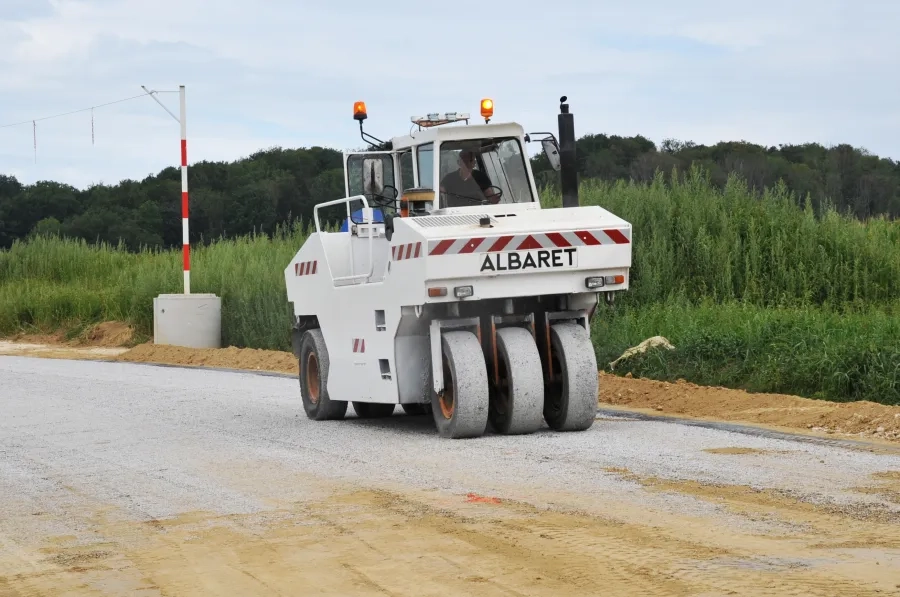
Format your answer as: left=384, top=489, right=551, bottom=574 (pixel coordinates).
left=390, top=121, right=526, bottom=151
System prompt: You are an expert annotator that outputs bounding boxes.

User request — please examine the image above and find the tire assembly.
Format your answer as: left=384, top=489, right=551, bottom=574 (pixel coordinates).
left=430, top=331, right=490, bottom=439
left=489, top=326, right=545, bottom=435
left=298, top=320, right=598, bottom=437
left=298, top=329, right=348, bottom=421
left=543, top=322, right=598, bottom=431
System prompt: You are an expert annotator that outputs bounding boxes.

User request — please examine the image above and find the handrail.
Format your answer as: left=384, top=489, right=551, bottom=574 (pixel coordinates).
left=313, top=194, right=377, bottom=285
left=313, top=194, right=370, bottom=233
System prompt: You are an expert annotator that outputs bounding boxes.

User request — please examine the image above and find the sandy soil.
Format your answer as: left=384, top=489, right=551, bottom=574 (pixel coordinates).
left=6, top=321, right=135, bottom=348
left=0, top=322, right=136, bottom=361
left=601, top=372, right=900, bottom=442
left=0, top=342, right=128, bottom=360
left=3, top=347, right=900, bottom=596
left=3, top=329, right=900, bottom=445
left=3, top=475, right=899, bottom=596
left=115, top=342, right=299, bottom=373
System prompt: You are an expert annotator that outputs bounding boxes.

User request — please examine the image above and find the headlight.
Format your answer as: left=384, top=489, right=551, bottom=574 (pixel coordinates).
left=454, top=285, right=474, bottom=298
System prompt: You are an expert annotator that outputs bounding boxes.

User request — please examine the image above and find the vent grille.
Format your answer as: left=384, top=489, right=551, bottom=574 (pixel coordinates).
left=411, top=214, right=494, bottom=228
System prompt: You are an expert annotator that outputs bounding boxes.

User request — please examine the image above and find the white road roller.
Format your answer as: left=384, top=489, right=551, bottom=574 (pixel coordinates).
left=284, top=97, right=632, bottom=438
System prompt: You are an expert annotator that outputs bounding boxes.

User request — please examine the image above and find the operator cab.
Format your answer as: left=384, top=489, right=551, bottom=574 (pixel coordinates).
left=341, top=100, right=558, bottom=231
left=435, top=137, right=535, bottom=209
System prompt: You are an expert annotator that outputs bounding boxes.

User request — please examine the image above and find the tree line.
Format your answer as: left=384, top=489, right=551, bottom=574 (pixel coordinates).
left=1, top=133, right=897, bottom=251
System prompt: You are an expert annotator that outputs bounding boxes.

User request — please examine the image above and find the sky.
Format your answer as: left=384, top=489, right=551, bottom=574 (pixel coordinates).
left=1, top=0, right=898, bottom=189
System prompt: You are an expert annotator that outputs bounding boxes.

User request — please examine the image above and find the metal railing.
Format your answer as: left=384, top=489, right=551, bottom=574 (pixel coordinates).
left=313, top=194, right=376, bottom=285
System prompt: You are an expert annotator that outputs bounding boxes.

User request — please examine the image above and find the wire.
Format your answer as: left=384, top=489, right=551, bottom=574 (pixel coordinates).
left=0, top=90, right=177, bottom=130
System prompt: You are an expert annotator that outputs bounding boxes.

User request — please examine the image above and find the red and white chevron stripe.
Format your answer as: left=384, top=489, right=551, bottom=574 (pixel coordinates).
left=352, top=338, right=366, bottom=353
left=392, top=241, right=422, bottom=260
left=427, top=229, right=630, bottom=256
left=295, top=260, right=318, bottom=276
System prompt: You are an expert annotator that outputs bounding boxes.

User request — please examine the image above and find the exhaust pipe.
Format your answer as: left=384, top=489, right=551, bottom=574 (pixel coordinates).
left=558, top=96, right=578, bottom=208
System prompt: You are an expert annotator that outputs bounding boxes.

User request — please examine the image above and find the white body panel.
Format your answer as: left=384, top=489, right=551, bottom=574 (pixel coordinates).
left=285, top=200, right=631, bottom=405
left=409, top=206, right=632, bottom=299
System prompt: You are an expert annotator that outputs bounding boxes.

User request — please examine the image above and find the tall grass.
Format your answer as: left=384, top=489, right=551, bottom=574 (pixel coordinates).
left=591, top=299, right=900, bottom=404
left=1, top=168, right=898, bottom=403
left=0, top=220, right=312, bottom=349
left=544, top=167, right=900, bottom=309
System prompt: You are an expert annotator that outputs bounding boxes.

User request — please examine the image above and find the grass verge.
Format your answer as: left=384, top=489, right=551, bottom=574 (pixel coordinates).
left=593, top=300, right=900, bottom=405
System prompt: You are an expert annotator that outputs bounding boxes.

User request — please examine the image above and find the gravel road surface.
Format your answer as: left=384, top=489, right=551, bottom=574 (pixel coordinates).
left=2, top=356, right=899, bottom=596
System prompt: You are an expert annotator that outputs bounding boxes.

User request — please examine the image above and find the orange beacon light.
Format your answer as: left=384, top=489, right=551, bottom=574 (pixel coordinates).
left=480, top=98, right=493, bottom=122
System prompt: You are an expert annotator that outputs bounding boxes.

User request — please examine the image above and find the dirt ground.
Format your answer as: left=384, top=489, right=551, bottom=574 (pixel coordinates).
left=3, top=474, right=900, bottom=596
left=4, top=325, right=898, bottom=445
left=601, top=373, right=900, bottom=443
left=5, top=475, right=900, bottom=596
left=116, top=342, right=299, bottom=373
left=5, top=321, right=136, bottom=348
left=3, top=327, right=900, bottom=595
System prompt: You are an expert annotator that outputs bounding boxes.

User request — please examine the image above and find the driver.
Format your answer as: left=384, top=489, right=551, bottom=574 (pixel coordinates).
left=439, top=149, right=500, bottom=207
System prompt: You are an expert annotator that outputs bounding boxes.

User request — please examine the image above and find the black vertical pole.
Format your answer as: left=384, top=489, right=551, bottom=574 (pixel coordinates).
left=558, top=97, right=578, bottom=208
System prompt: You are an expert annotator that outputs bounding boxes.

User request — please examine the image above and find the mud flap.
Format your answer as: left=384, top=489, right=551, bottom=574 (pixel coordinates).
left=291, top=326, right=304, bottom=358
left=291, top=317, right=317, bottom=358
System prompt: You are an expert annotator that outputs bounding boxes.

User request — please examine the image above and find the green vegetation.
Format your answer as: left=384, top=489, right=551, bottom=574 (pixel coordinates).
left=592, top=301, right=899, bottom=405
left=0, top=221, right=310, bottom=350
left=2, top=167, right=898, bottom=405
left=1, top=134, right=898, bottom=252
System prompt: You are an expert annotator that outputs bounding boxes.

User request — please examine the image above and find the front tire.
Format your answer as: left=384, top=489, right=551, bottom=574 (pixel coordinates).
left=299, top=329, right=348, bottom=421
left=543, top=322, right=598, bottom=431
left=431, top=331, right=489, bottom=439
left=489, top=327, right=545, bottom=435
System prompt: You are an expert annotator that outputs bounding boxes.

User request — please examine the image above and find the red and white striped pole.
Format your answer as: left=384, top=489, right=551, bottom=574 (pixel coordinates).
left=179, top=85, right=190, bottom=294
left=140, top=84, right=191, bottom=294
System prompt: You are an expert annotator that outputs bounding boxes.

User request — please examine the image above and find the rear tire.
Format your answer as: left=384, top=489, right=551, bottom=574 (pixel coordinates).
left=299, top=329, right=348, bottom=421
left=489, top=327, right=545, bottom=435
left=353, top=402, right=395, bottom=418
left=431, top=331, right=489, bottom=439
left=543, top=322, right=598, bottom=431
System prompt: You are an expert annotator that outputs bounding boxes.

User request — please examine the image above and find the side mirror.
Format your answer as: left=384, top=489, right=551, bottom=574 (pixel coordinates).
left=362, top=158, right=384, bottom=195
left=541, top=137, right=561, bottom=172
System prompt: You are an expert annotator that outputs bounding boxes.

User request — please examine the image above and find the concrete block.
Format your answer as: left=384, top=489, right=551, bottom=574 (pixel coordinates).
left=153, top=293, right=222, bottom=348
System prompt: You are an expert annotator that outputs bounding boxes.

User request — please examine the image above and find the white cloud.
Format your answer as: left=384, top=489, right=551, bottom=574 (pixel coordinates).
left=0, top=0, right=897, bottom=189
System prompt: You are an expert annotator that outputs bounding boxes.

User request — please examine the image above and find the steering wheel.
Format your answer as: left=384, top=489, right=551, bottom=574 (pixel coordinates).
left=484, top=185, right=503, bottom=203
left=442, top=185, right=504, bottom=207
left=370, top=184, right=399, bottom=209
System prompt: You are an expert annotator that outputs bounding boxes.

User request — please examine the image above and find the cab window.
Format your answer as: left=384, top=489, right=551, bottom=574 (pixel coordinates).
left=437, top=138, right=535, bottom=206
left=399, top=150, right=414, bottom=191
left=346, top=154, right=395, bottom=199
left=417, top=143, right=434, bottom=189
